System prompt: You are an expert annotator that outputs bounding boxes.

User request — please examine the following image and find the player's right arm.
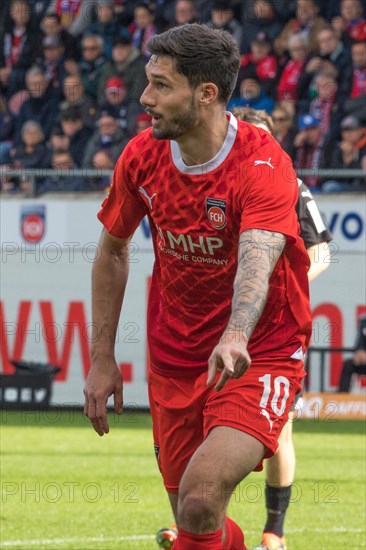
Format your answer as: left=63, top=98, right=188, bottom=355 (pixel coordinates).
left=84, top=228, right=132, bottom=436
left=207, top=229, right=286, bottom=391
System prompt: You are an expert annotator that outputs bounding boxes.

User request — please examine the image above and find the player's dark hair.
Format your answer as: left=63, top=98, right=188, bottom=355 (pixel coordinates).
left=147, top=23, right=240, bottom=104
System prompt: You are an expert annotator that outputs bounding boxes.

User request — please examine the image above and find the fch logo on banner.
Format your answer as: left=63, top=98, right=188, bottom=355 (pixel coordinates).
left=20, top=205, right=46, bottom=243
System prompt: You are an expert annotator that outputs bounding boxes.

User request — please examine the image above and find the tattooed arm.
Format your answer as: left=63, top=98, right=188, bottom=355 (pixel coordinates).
left=207, top=229, right=286, bottom=391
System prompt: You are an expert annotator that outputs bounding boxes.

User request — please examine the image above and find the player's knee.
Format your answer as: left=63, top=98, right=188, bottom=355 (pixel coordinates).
left=178, top=492, right=218, bottom=532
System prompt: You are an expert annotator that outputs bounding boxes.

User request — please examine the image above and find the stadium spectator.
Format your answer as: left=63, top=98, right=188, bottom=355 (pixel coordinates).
left=0, top=0, right=43, bottom=97
left=84, top=23, right=312, bottom=550
left=46, top=0, right=97, bottom=37
left=155, top=0, right=193, bottom=33
left=240, top=0, right=286, bottom=54
left=89, top=0, right=121, bottom=60
left=59, top=107, right=93, bottom=167
left=10, top=120, right=51, bottom=169
left=322, top=115, right=366, bottom=192
left=78, top=34, right=106, bottom=100
left=48, top=124, right=70, bottom=153
left=41, top=12, right=78, bottom=61
left=274, top=0, right=327, bottom=56
left=0, top=94, right=16, bottom=165
left=59, top=74, right=98, bottom=129
left=277, top=32, right=311, bottom=114
left=239, top=31, right=278, bottom=98
left=228, top=74, right=275, bottom=113
left=38, top=148, right=91, bottom=192
left=14, top=66, right=59, bottom=146
left=134, top=111, right=152, bottom=134
left=82, top=109, right=129, bottom=169
left=132, top=3, right=157, bottom=59
left=205, top=1, right=242, bottom=46
left=332, top=0, right=366, bottom=46
left=39, top=35, right=67, bottom=98
left=345, top=27, right=366, bottom=124
left=173, top=0, right=198, bottom=26
left=338, top=314, right=366, bottom=392
left=98, top=33, right=147, bottom=104
left=270, top=106, right=297, bottom=158
left=293, top=113, right=333, bottom=189
left=309, top=25, right=353, bottom=103
left=351, top=41, right=366, bottom=99
left=101, top=76, right=143, bottom=137
left=8, top=120, right=51, bottom=193
left=299, top=72, right=342, bottom=139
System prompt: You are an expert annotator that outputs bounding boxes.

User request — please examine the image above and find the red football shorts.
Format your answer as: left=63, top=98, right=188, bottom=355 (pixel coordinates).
left=148, top=359, right=305, bottom=493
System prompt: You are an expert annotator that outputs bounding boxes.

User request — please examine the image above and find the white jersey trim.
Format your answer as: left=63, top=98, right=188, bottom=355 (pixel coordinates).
left=170, top=112, right=238, bottom=175
left=291, top=346, right=304, bottom=360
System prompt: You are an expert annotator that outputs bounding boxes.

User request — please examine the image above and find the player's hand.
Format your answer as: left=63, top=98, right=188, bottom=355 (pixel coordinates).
left=84, top=360, right=123, bottom=436
left=207, top=335, right=251, bottom=392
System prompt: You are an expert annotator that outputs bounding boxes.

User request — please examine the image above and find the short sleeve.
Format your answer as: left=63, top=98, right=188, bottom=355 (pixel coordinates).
left=240, top=137, right=299, bottom=240
left=296, top=180, right=333, bottom=248
left=97, top=145, right=147, bottom=238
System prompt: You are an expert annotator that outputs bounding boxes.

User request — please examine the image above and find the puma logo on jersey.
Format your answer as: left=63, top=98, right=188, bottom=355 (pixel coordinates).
left=138, top=186, right=156, bottom=209
left=260, top=409, right=279, bottom=433
left=254, top=157, right=275, bottom=169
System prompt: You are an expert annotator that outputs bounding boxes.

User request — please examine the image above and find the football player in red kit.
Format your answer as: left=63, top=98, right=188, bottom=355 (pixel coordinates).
left=84, top=24, right=312, bottom=550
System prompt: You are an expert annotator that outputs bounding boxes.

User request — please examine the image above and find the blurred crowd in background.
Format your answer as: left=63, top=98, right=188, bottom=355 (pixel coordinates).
left=0, top=0, right=365, bottom=193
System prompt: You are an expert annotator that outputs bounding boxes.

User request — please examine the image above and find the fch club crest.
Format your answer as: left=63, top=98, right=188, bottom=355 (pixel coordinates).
left=206, top=197, right=226, bottom=230
left=20, top=205, right=46, bottom=243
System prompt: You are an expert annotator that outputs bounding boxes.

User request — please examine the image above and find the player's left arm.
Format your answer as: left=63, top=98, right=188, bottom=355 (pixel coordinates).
left=207, top=228, right=286, bottom=391
left=296, top=181, right=332, bottom=281
left=307, top=242, right=331, bottom=281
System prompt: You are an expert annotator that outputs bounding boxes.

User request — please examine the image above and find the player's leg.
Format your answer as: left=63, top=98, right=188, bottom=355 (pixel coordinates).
left=174, top=359, right=304, bottom=550
left=174, top=426, right=265, bottom=550
left=252, top=413, right=295, bottom=550
left=267, top=414, right=295, bottom=487
left=338, top=359, right=357, bottom=392
left=148, top=369, right=208, bottom=548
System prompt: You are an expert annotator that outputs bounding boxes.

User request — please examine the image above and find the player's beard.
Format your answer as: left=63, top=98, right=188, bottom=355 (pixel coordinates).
left=151, top=97, right=198, bottom=140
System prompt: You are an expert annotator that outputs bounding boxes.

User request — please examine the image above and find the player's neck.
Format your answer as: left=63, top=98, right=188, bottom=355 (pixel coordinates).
left=175, top=110, right=230, bottom=167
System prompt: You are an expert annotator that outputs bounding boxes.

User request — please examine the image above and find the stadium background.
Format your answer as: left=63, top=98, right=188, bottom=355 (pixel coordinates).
left=1, top=193, right=366, bottom=409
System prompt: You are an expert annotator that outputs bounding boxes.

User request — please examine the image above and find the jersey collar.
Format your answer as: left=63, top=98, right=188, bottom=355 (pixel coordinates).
left=170, top=112, right=238, bottom=175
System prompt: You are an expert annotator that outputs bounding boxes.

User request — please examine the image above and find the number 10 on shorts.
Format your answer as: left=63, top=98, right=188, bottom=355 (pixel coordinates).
left=259, top=374, right=290, bottom=416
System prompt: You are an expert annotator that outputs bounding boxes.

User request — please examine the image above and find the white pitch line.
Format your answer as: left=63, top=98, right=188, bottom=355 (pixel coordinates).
left=0, top=535, right=155, bottom=548
left=0, top=528, right=364, bottom=547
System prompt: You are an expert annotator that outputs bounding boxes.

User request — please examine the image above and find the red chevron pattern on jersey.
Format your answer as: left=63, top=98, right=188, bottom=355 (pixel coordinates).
left=98, top=113, right=312, bottom=377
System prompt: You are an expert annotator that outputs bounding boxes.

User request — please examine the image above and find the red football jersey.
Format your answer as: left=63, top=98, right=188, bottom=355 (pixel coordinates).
left=98, top=113, right=312, bottom=377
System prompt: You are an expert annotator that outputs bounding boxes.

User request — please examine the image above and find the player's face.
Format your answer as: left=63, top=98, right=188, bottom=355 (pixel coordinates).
left=140, top=55, right=200, bottom=140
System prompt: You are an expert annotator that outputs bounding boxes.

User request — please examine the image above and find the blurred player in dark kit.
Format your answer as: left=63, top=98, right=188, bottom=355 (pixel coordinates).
left=232, top=107, right=332, bottom=550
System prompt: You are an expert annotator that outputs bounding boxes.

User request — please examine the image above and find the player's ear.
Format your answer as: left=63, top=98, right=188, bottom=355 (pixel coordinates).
left=198, top=82, right=219, bottom=105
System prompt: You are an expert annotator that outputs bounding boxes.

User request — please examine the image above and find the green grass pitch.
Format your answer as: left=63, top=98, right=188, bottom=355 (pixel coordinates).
left=1, top=410, right=365, bottom=550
